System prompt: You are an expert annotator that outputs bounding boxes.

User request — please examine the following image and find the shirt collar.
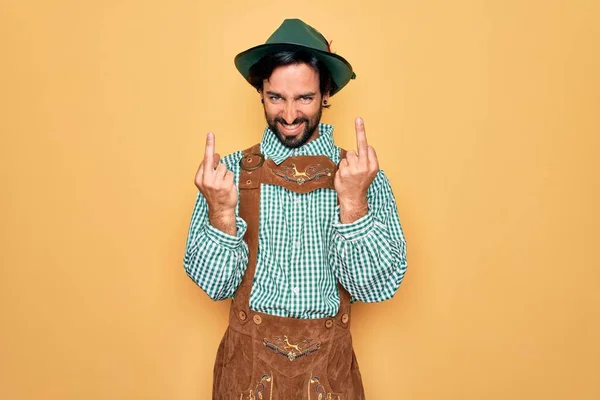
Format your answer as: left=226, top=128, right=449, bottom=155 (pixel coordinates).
left=260, top=123, right=336, bottom=165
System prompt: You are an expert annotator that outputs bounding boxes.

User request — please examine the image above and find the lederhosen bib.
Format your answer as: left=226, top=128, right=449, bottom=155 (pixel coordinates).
left=212, top=144, right=365, bottom=400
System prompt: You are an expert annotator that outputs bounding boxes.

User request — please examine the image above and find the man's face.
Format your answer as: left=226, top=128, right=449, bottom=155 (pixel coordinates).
left=261, top=63, right=329, bottom=148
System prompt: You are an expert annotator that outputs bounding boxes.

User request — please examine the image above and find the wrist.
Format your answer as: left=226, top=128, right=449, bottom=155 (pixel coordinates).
left=338, top=196, right=368, bottom=224
left=339, top=194, right=367, bottom=211
left=208, top=207, right=236, bottom=236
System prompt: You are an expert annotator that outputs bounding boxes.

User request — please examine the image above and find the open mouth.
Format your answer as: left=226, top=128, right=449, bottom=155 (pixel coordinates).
left=278, top=121, right=305, bottom=136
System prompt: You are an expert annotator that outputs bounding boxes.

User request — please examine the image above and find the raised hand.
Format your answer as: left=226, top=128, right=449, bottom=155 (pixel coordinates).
left=194, top=132, right=238, bottom=235
left=334, top=117, right=379, bottom=223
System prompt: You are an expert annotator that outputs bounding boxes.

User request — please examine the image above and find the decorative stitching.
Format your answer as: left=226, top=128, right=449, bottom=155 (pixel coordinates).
left=273, top=163, right=332, bottom=185
left=263, top=335, right=321, bottom=361
left=241, top=374, right=273, bottom=400
left=307, top=376, right=341, bottom=400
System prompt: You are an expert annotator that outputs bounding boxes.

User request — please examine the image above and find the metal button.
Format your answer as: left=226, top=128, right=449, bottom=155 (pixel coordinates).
left=238, top=310, right=247, bottom=321
left=325, top=319, right=333, bottom=329
left=341, top=313, right=349, bottom=324
left=253, top=315, right=262, bottom=325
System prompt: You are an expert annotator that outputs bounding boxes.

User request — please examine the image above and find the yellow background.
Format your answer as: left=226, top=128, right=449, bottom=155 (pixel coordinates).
left=1, top=0, right=599, bottom=399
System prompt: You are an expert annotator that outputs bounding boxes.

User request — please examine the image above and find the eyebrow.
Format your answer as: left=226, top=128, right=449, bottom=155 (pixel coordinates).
left=266, top=91, right=317, bottom=100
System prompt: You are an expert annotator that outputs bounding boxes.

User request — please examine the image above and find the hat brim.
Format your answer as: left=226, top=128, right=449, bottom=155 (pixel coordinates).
left=234, top=43, right=355, bottom=96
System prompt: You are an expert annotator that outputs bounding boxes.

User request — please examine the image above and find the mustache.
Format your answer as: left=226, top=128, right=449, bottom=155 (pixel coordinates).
left=274, top=117, right=308, bottom=126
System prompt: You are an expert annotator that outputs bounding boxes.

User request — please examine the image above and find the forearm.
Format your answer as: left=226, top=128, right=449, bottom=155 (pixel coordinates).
left=184, top=237, right=249, bottom=300
left=331, top=171, right=408, bottom=302
left=184, top=193, right=249, bottom=300
left=338, top=196, right=369, bottom=224
left=208, top=208, right=237, bottom=236
left=331, top=218, right=407, bottom=302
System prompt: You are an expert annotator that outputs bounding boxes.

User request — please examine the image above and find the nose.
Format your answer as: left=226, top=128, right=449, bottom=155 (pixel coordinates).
left=282, top=102, right=298, bottom=124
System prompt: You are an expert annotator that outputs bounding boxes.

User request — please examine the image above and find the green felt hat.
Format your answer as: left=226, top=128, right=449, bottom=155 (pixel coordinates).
left=234, top=19, right=356, bottom=96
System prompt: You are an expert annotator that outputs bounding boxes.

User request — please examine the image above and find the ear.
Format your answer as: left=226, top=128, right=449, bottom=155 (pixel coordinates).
left=322, top=91, right=331, bottom=106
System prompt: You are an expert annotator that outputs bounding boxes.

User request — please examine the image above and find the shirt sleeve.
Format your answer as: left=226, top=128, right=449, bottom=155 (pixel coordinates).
left=329, top=170, right=408, bottom=303
left=183, top=152, right=249, bottom=301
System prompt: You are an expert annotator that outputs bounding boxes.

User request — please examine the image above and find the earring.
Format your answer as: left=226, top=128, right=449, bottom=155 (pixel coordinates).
left=261, top=98, right=264, bottom=104
left=323, top=99, right=328, bottom=105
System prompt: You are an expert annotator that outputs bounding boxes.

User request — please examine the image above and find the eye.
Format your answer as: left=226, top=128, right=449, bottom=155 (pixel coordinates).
left=300, top=96, right=314, bottom=103
left=269, top=95, right=282, bottom=102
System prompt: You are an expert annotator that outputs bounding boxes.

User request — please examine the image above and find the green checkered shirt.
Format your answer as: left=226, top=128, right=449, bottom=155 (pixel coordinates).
left=184, top=123, right=407, bottom=319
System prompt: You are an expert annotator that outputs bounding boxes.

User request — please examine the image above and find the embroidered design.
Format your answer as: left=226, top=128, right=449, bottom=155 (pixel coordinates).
left=274, top=163, right=332, bottom=185
left=263, top=335, right=321, bottom=361
left=241, top=374, right=273, bottom=400
left=308, top=376, right=341, bottom=400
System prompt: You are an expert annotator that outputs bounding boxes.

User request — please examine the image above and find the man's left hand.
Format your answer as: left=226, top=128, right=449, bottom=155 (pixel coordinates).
left=334, top=117, right=379, bottom=224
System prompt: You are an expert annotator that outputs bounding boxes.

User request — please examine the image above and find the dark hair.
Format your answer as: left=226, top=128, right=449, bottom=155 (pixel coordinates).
left=248, top=49, right=335, bottom=106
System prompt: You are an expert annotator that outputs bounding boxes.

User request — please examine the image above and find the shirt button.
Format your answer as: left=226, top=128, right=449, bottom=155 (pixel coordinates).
left=292, top=287, right=299, bottom=295
left=295, top=198, right=302, bottom=205
left=294, top=241, right=301, bottom=249
left=325, top=319, right=333, bottom=329
left=253, top=314, right=262, bottom=325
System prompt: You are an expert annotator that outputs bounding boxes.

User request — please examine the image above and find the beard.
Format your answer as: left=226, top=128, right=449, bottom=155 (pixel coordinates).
left=265, top=106, right=323, bottom=149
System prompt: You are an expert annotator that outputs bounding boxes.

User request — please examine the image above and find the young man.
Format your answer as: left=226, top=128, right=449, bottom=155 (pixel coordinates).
left=184, top=19, right=407, bottom=399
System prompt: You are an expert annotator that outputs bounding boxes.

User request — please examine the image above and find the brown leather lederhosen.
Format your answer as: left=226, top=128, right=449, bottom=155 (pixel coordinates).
left=212, top=144, right=365, bottom=400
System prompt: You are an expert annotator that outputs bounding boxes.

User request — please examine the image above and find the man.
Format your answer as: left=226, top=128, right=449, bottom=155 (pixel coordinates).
left=184, top=19, right=407, bottom=399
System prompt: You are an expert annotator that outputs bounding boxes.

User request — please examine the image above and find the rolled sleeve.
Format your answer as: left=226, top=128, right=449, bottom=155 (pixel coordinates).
left=329, top=170, right=408, bottom=303
left=205, top=217, right=248, bottom=250
left=183, top=191, right=249, bottom=301
left=332, top=207, right=375, bottom=241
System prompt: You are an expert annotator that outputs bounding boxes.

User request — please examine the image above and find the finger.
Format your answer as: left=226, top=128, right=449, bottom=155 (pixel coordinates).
left=224, top=170, right=234, bottom=186
left=214, top=153, right=221, bottom=169
left=355, top=117, right=368, bottom=159
left=368, top=146, right=379, bottom=170
left=195, top=163, right=204, bottom=188
left=346, top=150, right=358, bottom=165
left=203, top=132, right=215, bottom=170
left=215, top=163, right=228, bottom=179
left=337, top=158, right=349, bottom=174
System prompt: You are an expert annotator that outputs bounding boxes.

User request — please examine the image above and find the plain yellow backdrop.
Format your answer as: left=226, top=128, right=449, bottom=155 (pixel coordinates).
left=1, top=0, right=599, bottom=399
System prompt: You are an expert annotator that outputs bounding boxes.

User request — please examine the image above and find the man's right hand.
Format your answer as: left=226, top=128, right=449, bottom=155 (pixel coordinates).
left=194, top=132, right=238, bottom=236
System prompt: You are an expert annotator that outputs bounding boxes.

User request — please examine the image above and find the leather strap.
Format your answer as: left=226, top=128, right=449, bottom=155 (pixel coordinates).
left=233, top=144, right=352, bottom=319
